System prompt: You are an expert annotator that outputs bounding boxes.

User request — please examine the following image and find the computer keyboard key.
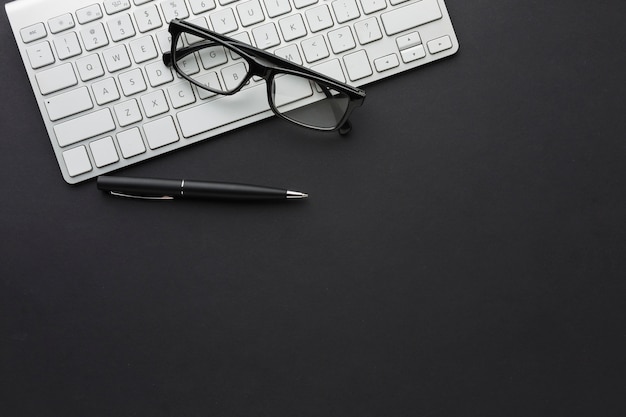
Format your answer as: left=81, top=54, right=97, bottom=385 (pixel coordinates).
left=107, top=14, right=136, bottom=42
left=104, top=0, right=131, bottom=15
left=114, top=99, right=143, bottom=126
left=44, top=87, right=94, bottom=121
left=80, top=23, right=110, bottom=51
left=400, top=44, right=426, bottom=63
left=102, top=45, right=132, bottom=72
left=90, top=136, right=120, bottom=167
left=20, top=23, right=47, bottom=43
left=264, top=0, right=291, bottom=18
left=331, top=0, right=361, bottom=24
left=53, top=33, right=82, bottom=60
left=141, top=90, right=170, bottom=117
left=354, top=17, right=383, bottom=45
left=189, top=0, right=217, bottom=15
left=26, top=41, right=55, bottom=69
left=374, top=53, right=399, bottom=72
left=48, top=13, right=75, bottom=34
left=93, top=77, right=121, bottom=105
left=381, top=0, right=442, bottom=36
left=427, top=35, right=453, bottom=54
left=117, top=127, right=146, bottom=158
left=161, top=0, right=190, bottom=22
left=343, top=49, right=372, bottom=81
left=143, top=116, right=180, bottom=149
left=177, top=85, right=270, bottom=138
left=167, top=81, right=196, bottom=108
left=54, top=109, right=116, bottom=147
left=134, top=5, right=163, bottom=32
left=36, top=63, right=77, bottom=95
left=63, top=146, right=92, bottom=177
left=76, top=4, right=104, bottom=24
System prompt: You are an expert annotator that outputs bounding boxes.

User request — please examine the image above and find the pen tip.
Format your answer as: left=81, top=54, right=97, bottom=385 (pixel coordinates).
left=286, top=190, right=308, bottom=199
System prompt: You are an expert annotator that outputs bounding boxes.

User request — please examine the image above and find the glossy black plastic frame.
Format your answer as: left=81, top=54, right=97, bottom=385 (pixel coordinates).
left=163, top=19, right=366, bottom=134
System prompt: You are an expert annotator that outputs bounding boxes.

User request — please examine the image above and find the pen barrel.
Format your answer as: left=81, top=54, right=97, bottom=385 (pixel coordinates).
left=183, top=180, right=286, bottom=200
left=98, top=176, right=180, bottom=195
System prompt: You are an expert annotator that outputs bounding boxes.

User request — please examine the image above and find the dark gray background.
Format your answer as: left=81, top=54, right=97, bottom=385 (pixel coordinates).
left=2, top=0, right=625, bottom=416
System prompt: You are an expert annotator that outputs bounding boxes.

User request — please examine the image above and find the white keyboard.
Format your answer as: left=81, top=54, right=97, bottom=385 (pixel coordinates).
left=6, top=0, right=458, bottom=184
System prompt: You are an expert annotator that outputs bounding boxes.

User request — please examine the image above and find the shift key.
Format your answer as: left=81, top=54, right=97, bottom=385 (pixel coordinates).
left=54, top=109, right=116, bottom=147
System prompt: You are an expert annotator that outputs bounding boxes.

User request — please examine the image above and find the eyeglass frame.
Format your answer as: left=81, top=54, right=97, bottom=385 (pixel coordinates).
left=163, top=18, right=366, bottom=135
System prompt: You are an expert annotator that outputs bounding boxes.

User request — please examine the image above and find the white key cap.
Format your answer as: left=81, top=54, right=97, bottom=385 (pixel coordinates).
left=76, top=4, right=104, bottom=24
left=400, top=44, right=425, bottom=63
left=305, top=5, right=333, bottom=33
left=209, top=9, right=238, bottom=34
left=48, top=14, right=75, bottom=34
left=161, top=0, right=190, bottom=22
left=117, top=127, right=146, bottom=158
left=146, top=61, right=174, bottom=86
left=135, top=5, right=163, bottom=32
left=141, top=90, right=169, bottom=117
left=107, top=14, right=136, bottom=42
left=194, top=72, right=221, bottom=99
left=279, top=14, right=307, bottom=42
left=114, top=99, right=143, bottom=126
left=20, top=23, right=47, bottom=43
left=119, top=68, right=147, bottom=96
left=252, top=23, right=280, bottom=49
left=36, top=63, right=77, bottom=95
left=221, top=62, right=249, bottom=91
left=354, top=17, right=382, bottom=45
left=90, top=136, right=119, bottom=167
left=264, top=0, right=291, bottom=18
left=54, top=109, right=116, bottom=147
left=80, top=23, right=109, bottom=51
left=331, top=0, right=360, bottom=24
left=103, top=45, right=132, bottom=72
left=380, top=0, right=442, bottom=36
left=343, top=49, right=372, bottom=81
left=301, top=35, right=329, bottom=63
left=92, top=77, right=121, bottom=105
left=177, top=85, right=270, bottom=138
left=274, top=44, right=302, bottom=65
left=328, top=26, right=356, bottom=54
left=156, top=30, right=182, bottom=53
left=26, top=41, right=55, bottom=69
left=167, top=81, right=196, bottom=108
left=63, top=146, right=92, bottom=177
left=183, top=17, right=209, bottom=44
left=237, top=0, right=265, bottom=27
left=143, top=116, right=179, bottom=149
left=129, top=36, right=158, bottom=63
left=76, top=54, right=105, bottom=81
left=272, top=74, right=313, bottom=107
left=427, top=35, right=453, bottom=54
left=294, top=0, right=317, bottom=9
left=188, top=0, right=217, bottom=14
left=396, top=31, right=421, bottom=51
left=198, top=45, right=228, bottom=69
left=311, top=58, right=345, bottom=82
left=359, top=0, right=385, bottom=14
left=53, top=32, right=82, bottom=60
left=104, top=0, right=131, bottom=14
left=44, top=87, right=94, bottom=121
left=374, top=53, right=399, bottom=72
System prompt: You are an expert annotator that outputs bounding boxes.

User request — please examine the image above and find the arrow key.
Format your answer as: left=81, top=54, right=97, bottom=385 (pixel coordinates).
left=374, top=53, right=399, bottom=73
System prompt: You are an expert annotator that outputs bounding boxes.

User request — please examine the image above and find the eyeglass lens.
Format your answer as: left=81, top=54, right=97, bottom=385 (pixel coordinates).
left=173, top=30, right=351, bottom=130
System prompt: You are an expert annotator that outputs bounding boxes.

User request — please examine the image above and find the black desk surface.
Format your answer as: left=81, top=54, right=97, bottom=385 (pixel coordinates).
left=2, top=1, right=625, bottom=415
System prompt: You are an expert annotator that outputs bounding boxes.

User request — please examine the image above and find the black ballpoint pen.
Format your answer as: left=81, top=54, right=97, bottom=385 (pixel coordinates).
left=97, top=176, right=308, bottom=201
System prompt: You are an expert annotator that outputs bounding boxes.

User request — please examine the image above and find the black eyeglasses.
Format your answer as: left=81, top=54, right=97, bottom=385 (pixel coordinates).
left=163, top=19, right=366, bottom=135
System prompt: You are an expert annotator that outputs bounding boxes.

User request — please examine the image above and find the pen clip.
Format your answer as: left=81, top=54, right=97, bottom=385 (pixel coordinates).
left=109, top=191, right=174, bottom=200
